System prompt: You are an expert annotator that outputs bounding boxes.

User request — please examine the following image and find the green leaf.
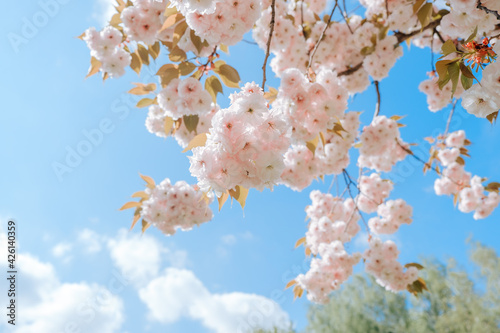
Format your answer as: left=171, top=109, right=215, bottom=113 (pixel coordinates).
left=178, top=61, right=197, bottom=76
left=190, top=29, right=204, bottom=54
left=448, top=62, right=460, bottom=97
left=460, top=73, right=473, bottom=90
left=464, top=26, right=478, bottom=44
left=441, top=39, right=457, bottom=57
left=413, top=0, right=426, bottom=14
left=459, top=62, right=475, bottom=79
left=417, top=3, right=433, bottom=29
left=130, top=52, right=142, bottom=75
left=215, top=64, right=240, bottom=88
left=169, top=46, right=187, bottom=62
left=486, top=111, right=499, bottom=124
left=156, top=64, right=180, bottom=87
left=137, top=44, right=150, bottom=66
left=204, top=76, right=223, bottom=103
left=183, top=114, right=199, bottom=133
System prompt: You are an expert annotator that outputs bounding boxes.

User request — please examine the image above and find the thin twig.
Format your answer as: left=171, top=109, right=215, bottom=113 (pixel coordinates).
left=433, top=28, right=446, bottom=44
left=444, top=100, right=458, bottom=136
left=342, top=170, right=369, bottom=232
left=338, top=18, right=443, bottom=78
left=374, top=81, right=381, bottom=119
left=340, top=0, right=353, bottom=34
left=477, top=0, right=500, bottom=20
left=262, top=0, right=276, bottom=91
left=307, top=1, right=339, bottom=76
left=198, top=46, right=218, bottom=81
left=431, top=30, right=435, bottom=72
left=242, top=39, right=258, bottom=45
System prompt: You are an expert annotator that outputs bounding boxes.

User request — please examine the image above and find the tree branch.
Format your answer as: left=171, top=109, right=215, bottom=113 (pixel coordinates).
left=444, top=100, right=458, bottom=136
left=262, top=0, right=276, bottom=91
left=307, top=1, right=339, bottom=76
left=338, top=18, right=443, bottom=78
left=374, top=80, right=381, bottom=118
left=477, top=0, right=500, bottom=20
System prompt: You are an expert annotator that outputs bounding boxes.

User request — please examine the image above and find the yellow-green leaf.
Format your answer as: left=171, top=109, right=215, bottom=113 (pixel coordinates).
left=164, top=116, right=174, bottom=135
left=131, top=191, right=149, bottom=199
left=205, top=75, right=223, bottom=103
left=139, top=173, right=156, bottom=188
left=169, top=46, right=187, bottom=62
left=130, top=52, right=142, bottom=75
left=142, top=219, right=151, bottom=233
left=182, top=132, right=208, bottom=153
left=306, top=136, right=319, bottom=156
left=417, top=3, right=433, bottom=29
left=217, top=191, right=229, bottom=211
left=160, top=13, right=183, bottom=32
left=183, top=114, right=199, bottom=133
left=136, top=98, right=155, bottom=108
left=137, top=44, right=150, bottom=65
left=86, top=57, right=102, bottom=78
left=295, top=237, right=306, bottom=248
left=228, top=185, right=249, bottom=210
left=441, top=39, right=456, bottom=57
left=285, top=279, right=296, bottom=289
left=215, top=64, right=240, bottom=88
left=130, top=211, right=141, bottom=230
left=120, top=201, right=142, bottom=210
left=179, top=61, right=197, bottom=75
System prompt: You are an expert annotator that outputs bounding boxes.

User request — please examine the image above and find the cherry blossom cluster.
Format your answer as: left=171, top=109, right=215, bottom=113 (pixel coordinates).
left=360, top=0, right=419, bottom=33
left=83, top=26, right=131, bottom=78
left=273, top=69, right=349, bottom=142
left=434, top=130, right=500, bottom=219
left=461, top=43, right=500, bottom=119
left=145, top=103, right=219, bottom=148
left=176, top=0, right=261, bottom=46
left=304, top=191, right=361, bottom=255
left=280, top=112, right=360, bottom=191
left=364, top=237, right=419, bottom=292
left=362, top=35, right=403, bottom=81
left=121, top=0, right=169, bottom=45
left=356, top=173, right=393, bottom=213
left=296, top=241, right=362, bottom=304
left=157, top=78, right=213, bottom=119
left=315, top=111, right=360, bottom=175
left=440, top=0, right=498, bottom=40
left=358, top=116, right=409, bottom=172
left=252, top=4, right=372, bottom=92
left=419, top=73, right=465, bottom=112
left=141, top=178, right=214, bottom=235
left=189, top=83, right=291, bottom=194
left=368, top=199, right=413, bottom=234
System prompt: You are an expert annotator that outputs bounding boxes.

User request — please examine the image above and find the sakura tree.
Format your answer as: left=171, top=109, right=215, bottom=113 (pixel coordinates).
left=81, top=0, right=500, bottom=303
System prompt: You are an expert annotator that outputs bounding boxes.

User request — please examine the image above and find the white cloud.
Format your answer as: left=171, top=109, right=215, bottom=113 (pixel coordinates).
left=93, top=0, right=116, bottom=26
left=139, top=268, right=291, bottom=333
left=107, top=229, right=164, bottom=285
left=0, top=233, right=124, bottom=333
left=77, top=228, right=104, bottom=254
left=52, top=242, right=73, bottom=260
left=221, top=234, right=237, bottom=246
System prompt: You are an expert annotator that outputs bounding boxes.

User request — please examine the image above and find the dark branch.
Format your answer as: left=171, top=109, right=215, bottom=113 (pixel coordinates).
left=338, top=18, right=443, bottom=77
left=307, top=1, right=339, bottom=76
left=477, top=0, right=500, bottom=20
left=261, top=0, right=276, bottom=91
left=374, top=81, right=381, bottom=118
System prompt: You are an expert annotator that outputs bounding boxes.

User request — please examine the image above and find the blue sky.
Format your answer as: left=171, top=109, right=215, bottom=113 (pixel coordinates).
left=1, top=0, right=500, bottom=332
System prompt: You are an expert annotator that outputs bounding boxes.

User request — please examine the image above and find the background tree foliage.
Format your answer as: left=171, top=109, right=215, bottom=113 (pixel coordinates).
left=257, top=241, right=500, bottom=333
